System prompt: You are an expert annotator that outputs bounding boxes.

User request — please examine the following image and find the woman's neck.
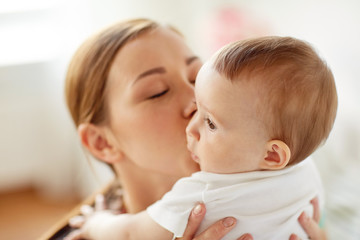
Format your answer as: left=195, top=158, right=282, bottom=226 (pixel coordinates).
left=114, top=160, right=181, bottom=213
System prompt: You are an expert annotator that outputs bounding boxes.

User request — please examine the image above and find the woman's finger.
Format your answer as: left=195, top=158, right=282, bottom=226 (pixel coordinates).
left=237, top=233, right=253, bottom=240
left=193, top=216, right=237, bottom=240
left=298, top=212, right=327, bottom=240
left=289, top=233, right=300, bottom=240
left=181, top=203, right=206, bottom=238
left=310, top=197, right=320, bottom=223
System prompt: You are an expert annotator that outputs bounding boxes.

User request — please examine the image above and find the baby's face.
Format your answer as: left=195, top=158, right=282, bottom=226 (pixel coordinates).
left=186, top=62, right=268, bottom=173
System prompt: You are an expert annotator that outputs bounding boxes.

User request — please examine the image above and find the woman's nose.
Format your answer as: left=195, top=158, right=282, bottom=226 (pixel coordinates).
left=184, top=98, right=197, bottom=119
left=186, top=113, right=200, bottom=141
left=183, top=85, right=197, bottom=119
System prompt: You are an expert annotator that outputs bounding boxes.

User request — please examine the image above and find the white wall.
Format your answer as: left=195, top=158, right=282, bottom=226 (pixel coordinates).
left=1, top=0, right=359, bottom=238
left=0, top=0, right=101, bottom=199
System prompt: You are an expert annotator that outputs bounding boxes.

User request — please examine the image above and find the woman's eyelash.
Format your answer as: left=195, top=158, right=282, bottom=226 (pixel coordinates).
left=149, top=90, right=168, bottom=99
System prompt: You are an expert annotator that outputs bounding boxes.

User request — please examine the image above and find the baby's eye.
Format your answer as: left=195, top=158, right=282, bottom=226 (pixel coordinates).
left=205, top=117, right=216, bottom=130
left=148, top=90, right=168, bottom=99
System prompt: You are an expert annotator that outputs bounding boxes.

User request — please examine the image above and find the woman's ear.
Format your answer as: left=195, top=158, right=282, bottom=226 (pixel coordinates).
left=78, top=123, right=124, bottom=164
left=260, top=140, right=291, bottom=170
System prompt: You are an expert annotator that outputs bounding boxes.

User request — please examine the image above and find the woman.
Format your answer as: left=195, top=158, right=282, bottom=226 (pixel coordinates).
left=65, top=18, right=326, bottom=239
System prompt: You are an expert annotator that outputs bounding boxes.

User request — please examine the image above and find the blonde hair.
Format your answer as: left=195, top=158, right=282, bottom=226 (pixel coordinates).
left=213, top=36, right=338, bottom=165
left=65, top=19, right=162, bottom=127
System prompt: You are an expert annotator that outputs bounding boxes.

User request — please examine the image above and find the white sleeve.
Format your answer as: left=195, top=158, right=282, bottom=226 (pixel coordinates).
left=146, top=176, right=205, bottom=239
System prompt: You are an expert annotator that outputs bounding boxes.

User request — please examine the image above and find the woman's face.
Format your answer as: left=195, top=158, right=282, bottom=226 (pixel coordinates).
left=106, top=27, right=202, bottom=177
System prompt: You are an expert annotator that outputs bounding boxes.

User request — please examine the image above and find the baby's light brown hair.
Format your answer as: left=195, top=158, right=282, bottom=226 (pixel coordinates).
left=213, top=36, right=337, bottom=165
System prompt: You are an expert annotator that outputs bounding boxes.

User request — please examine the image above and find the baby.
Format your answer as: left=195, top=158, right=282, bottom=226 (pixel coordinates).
left=71, top=36, right=337, bottom=240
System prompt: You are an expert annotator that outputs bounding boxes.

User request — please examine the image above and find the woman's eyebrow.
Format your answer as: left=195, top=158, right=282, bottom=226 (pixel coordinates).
left=134, top=67, right=166, bottom=84
left=133, top=56, right=199, bottom=85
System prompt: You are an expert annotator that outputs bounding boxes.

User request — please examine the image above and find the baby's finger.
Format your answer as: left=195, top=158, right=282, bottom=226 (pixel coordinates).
left=64, top=229, right=85, bottom=240
left=80, top=204, right=94, bottom=216
left=95, top=194, right=106, bottom=211
left=69, top=215, right=85, bottom=228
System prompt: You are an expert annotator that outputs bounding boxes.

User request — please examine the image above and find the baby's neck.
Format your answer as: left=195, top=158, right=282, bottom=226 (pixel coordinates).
left=113, top=161, right=180, bottom=213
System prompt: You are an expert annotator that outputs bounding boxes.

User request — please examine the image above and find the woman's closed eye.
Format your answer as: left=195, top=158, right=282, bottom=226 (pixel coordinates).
left=148, top=89, right=169, bottom=99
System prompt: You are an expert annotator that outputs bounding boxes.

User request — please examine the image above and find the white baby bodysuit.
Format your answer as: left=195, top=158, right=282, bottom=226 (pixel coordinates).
left=147, top=158, right=323, bottom=240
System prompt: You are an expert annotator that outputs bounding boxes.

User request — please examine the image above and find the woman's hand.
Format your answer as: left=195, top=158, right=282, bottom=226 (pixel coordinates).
left=179, top=203, right=253, bottom=240
left=289, top=197, right=327, bottom=240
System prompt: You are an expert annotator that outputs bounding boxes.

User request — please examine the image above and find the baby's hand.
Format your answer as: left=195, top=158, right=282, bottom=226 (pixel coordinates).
left=67, top=209, right=116, bottom=240
left=65, top=194, right=114, bottom=240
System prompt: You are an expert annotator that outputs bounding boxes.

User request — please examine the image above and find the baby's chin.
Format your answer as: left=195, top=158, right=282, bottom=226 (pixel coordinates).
left=190, top=152, right=200, bottom=164
left=182, top=154, right=200, bottom=175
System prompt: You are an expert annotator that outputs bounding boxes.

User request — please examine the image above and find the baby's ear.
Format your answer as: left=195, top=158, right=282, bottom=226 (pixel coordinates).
left=260, top=140, right=291, bottom=170
left=78, top=123, right=124, bottom=164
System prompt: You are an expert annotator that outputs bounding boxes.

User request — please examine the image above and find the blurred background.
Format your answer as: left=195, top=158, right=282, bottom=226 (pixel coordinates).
left=0, top=0, right=359, bottom=239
